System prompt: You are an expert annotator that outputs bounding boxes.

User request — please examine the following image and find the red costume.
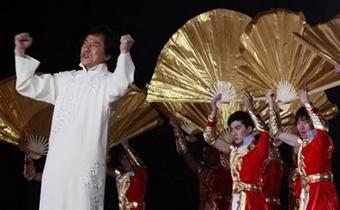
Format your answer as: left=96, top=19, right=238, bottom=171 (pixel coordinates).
left=115, top=166, right=148, bottom=210
left=114, top=144, right=148, bottom=210
left=173, top=125, right=232, bottom=210
left=262, top=146, right=283, bottom=210
left=199, top=166, right=232, bottom=210
left=297, top=129, right=339, bottom=210
left=230, top=131, right=270, bottom=210
left=294, top=102, right=339, bottom=210
left=288, top=150, right=301, bottom=210
left=203, top=108, right=271, bottom=210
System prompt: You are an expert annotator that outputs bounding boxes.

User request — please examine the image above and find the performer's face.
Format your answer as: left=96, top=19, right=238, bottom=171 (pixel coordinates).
left=80, top=34, right=111, bottom=69
left=296, top=117, right=313, bottom=139
left=230, top=120, right=252, bottom=145
left=120, top=155, right=132, bottom=171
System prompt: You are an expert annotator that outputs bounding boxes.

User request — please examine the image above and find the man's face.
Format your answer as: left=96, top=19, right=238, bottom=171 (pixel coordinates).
left=120, top=155, right=132, bottom=171
left=80, top=34, right=110, bottom=69
left=296, top=117, right=313, bottom=139
left=230, top=120, right=252, bottom=145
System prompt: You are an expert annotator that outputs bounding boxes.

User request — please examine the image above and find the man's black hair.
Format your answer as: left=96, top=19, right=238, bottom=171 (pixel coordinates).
left=107, top=145, right=125, bottom=168
left=227, top=110, right=254, bottom=129
left=86, top=25, right=119, bottom=58
left=295, top=106, right=310, bottom=125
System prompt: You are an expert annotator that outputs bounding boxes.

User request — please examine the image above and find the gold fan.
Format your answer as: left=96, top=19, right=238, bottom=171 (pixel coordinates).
left=151, top=102, right=201, bottom=130
left=0, top=111, right=20, bottom=144
left=150, top=101, right=200, bottom=143
left=239, top=9, right=340, bottom=112
left=107, top=84, right=163, bottom=148
left=151, top=101, right=223, bottom=134
left=150, top=101, right=201, bottom=136
left=294, top=14, right=340, bottom=65
left=0, top=76, right=53, bottom=145
left=146, top=9, right=252, bottom=105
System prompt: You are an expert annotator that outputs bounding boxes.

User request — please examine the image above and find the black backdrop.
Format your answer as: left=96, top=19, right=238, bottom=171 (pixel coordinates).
left=0, top=0, right=340, bottom=209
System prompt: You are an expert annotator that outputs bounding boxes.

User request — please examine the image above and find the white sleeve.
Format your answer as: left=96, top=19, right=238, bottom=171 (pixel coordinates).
left=106, top=53, right=135, bottom=102
left=15, top=55, right=67, bottom=105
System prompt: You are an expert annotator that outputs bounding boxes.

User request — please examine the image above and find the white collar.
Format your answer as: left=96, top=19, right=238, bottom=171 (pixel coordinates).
left=238, top=133, right=255, bottom=149
left=125, top=170, right=135, bottom=176
left=306, top=129, right=317, bottom=141
left=79, top=62, right=108, bottom=73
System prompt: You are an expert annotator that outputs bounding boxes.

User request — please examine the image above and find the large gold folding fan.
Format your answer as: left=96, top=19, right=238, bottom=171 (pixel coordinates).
left=107, top=84, right=163, bottom=148
left=239, top=9, right=340, bottom=112
left=149, top=101, right=201, bottom=136
left=146, top=9, right=252, bottom=105
left=0, top=111, right=20, bottom=144
left=294, top=14, right=340, bottom=65
left=0, top=76, right=53, bottom=146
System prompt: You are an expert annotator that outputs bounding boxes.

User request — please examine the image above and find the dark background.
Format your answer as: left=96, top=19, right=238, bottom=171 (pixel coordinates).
left=0, top=0, right=340, bottom=209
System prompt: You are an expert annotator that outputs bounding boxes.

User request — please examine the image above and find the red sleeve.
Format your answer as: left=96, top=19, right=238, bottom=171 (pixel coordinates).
left=255, top=131, right=270, bottom=160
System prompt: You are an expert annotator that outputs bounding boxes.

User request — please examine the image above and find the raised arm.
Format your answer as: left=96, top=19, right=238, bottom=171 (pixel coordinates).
left=15, top=32, right=32, bottom=58
left=335, top=64, right=340, bottom=75
left=23, top=155, right=41, bottom=181
left=14, top=33, right=68, bottom=104
left=106, top=35, right=135, bottom=102
left=203, top=94, right=231, bottom=154
left=299, top=88, right=328, bottom=131
left=243, top=91, right=269, bottom=133
left=170, top=118, right=203, bottom=175
left=266, top=90, right=299, bottom=147
left=121, top=141, right=146, bottom=168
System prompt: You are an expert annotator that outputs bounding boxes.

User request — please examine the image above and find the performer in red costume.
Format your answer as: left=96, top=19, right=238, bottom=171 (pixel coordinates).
left=107, top=141, right=148, bottom=210
left=170, top=118, right=232, bottom=210
left=203, top=92, right=270, bottom=210
left=288, top=148, right=301, bottom=210
left=262, top=143, right=283, bottom=210
left=267, top=88, right=340, bottom=210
